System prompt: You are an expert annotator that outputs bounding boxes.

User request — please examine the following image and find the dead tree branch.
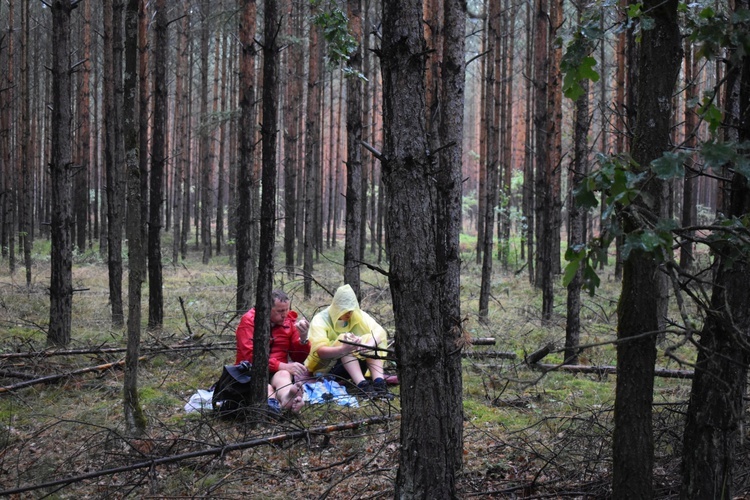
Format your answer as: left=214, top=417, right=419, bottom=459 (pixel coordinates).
left=0, top=414, right=401, bottom=496
left=0, top=342, right=234, bottom=360
left=0, top=357, right=144, bottom=394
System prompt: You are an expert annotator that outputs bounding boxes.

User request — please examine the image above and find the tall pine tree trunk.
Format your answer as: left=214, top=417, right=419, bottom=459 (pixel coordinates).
left=382, top=0, right=465, bottom=495
left=478, top=0, right=501, bottom=321
left=104, top=0, right=125, bottom=327
left=20, top=0, right=33, bottom=286
left=611, top=0, right=681, bottom=495
left=199, top=0, right=212, bottom=265
left=148, top=0, right=167, bottom=330
left=303, top=14, right=321, bottom=299
left=172, top=8, right=189, bottom=264
left=283, top=0, right=303, bottom=276
left=48, top=0, right=74, bottom=346
left=236, top=0, right=258, bottom=311
left=565, top=13, right=590, bottom=365
left=680, top=3, right=750, bottom=495
left=250, top=0, right=281, bottom=410
left=344, top=0, right=363, bottom=296
left=123, top=0, right=146, bottom=437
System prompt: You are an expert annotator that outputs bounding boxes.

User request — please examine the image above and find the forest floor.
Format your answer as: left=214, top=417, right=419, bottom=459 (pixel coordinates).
left=0, top=241, right=743, bottom=498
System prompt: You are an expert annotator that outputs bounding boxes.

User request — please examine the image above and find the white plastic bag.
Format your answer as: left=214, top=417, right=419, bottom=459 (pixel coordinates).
left=184, top=389, right=214, bottom=413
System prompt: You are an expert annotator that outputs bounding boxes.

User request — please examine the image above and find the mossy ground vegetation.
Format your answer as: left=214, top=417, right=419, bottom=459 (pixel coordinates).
left=0, top=236, right=722, bottom=497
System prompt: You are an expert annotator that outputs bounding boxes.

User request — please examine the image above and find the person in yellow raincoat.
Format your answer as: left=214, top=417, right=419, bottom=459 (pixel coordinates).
left=304, top=284, right=390, bottom=397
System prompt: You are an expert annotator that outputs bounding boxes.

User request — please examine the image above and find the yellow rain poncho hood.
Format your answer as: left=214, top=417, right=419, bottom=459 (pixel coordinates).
left=328, top=284, right=364, bottom=333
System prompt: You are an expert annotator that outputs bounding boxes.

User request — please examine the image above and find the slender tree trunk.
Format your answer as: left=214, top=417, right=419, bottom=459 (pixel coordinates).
left=236, top=0, right=258, bottom=311
left=500, top=1, right=515, bottom=269
left=123, top=0, right=146, bottom=437
left=48, top=0, right=74, bottom=346
left=172, top=9, right=189, bottom=264
left=478, top=0, right=501, bottom=321
left=250, top=0, right=281, bottom=410
left=148, top=0, right=168, bottom=330
left=547, top=0, right=563, bottom=278
left=533, top=0, right=549, bottom=295
left=283, top=0, right=302, bottom=276
left=680, top=39, right=697, bottom=270
left=476, top=17, right=486, bottom=266
left=200, top=0, right=212, bottom=265
left=333, top=76, right=344, bottom=249
left=215, top=32, right=228, bottom=256
left=523, top=0, right=535, bottom=283
left=4, top=0, right=16, bottom=275
left=105, top=0, right=125, bottom=327
left=20, top=0, right=33, bottom=285
left=681, top=3, right=750, bottom=495
left=138, top=0, right=149, bottom=249
left=436, top=0, right=466, bottom=471
left=344, top=0, right=363, bottom=296
left=611, top=0, right=681, bottom=495
left=181, top=27, right=194, bottom=260
left=72, top=2, right=88, bottom=254
left=226, top=43, right=238, bottom=267
left=565, top=21, right=590, bottom=365
left=303, top=15, right=321, bottom=299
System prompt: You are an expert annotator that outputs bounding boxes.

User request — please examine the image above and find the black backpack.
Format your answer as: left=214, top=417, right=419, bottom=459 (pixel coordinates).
left=211, top=361, right=254, bottom=419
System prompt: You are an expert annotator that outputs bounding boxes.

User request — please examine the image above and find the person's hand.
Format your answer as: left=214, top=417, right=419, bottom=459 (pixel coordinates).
left=279, top=361, right=308, bottom=377
left=343, top=333, right=366, bottom=353
left=295, top=318, right=310, bottom=340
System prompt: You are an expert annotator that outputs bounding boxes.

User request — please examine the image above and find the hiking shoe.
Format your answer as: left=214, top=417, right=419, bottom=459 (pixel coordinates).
left=355, top=380, right=374, bottom=397
left=372, top=378, right=394, bottom=400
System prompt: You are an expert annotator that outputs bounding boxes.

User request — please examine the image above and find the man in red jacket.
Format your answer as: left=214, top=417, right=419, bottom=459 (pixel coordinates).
left=235, top=290, right=310, bottom=412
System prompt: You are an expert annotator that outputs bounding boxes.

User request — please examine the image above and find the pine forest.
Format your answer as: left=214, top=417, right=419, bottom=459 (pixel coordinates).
left=0, top=0, right=749, bottom=497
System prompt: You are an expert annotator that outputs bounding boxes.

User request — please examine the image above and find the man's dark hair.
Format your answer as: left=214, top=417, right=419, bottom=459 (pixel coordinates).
left=271, top=290, right=289, bottom=304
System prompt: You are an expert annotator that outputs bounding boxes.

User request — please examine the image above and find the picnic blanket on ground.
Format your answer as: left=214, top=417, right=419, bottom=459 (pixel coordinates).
left=184, top=379, right=359, bottom=413
left=303, top=379, right=359, bottom=408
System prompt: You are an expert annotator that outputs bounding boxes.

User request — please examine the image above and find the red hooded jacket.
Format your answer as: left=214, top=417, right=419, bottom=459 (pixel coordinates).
left=235, top=308, right=310, bottom=372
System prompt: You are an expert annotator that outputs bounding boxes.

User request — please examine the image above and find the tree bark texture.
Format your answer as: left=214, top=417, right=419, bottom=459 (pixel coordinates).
left=436, top=0, right=466, bottom=472
left=478, top=0, right=502, bottom=321
left=122, top=0, right=146, bottom=437
left=48, top=0, right=74, bottom=346
left=381, top=0, right=463, bottom=496
left=344, top=0, right=363, bottom=297
left=680, top=3, right=750, bottom=495
left=611, top=0, right=681, bottom=496
left=565, top=62, right=589, bottom=366
left=303, top=15, right=322, bottom=299
left=532, top=0, right=549, bottom=296
left=4, top=0, right=16, bottom=274
left=105, top=0, right=125, bottom=327
left=199, top=0, right=212, bottom=265
left=283, top=0, right=303, bottom=277
left=71, top=0, right=87, bottom=254
left=20, top=0, right=33, bottom=285
left=236, top=0, right=258, bottom=311
left=250, top=0, right=281, bottom=408
left=172, top=8, right=189, bottom=264
left=148, top=0, right=167, bottom=330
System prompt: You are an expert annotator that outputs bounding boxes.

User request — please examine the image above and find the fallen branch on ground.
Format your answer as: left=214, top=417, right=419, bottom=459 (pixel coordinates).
left=463, top=350, right=516, bottom=359
left=533, top=363, right=693, bottom=379
left=524, top=343, right=554, bottom=365
left=0, top=414, right=401, bottom=496
left=0, top=357, right=145, bottom=394
left=470, top=338, right=497, bottom=346
left=0, top=342, right=234, bottom=360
